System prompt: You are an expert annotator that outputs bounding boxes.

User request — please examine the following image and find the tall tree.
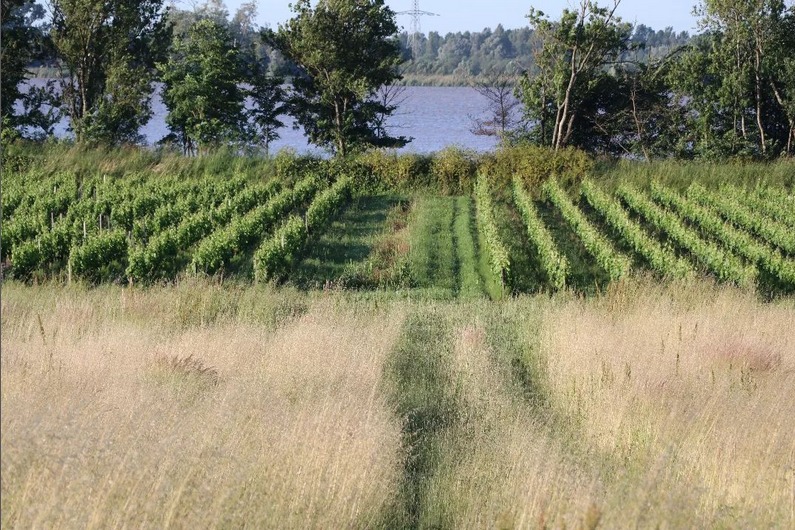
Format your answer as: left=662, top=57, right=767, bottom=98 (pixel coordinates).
left=1, top=0, right=59, bottom=141
left=158, top=18, right=246, bottom=155
left=247, top=63, right=286, bottom=157
left=668, top=0, right=795, bottom=158
left=48, top=0, right=169, bottom=145
left=518, top=0, right=632, bottom=150
left=468, top=69, right=521, bottom=139
left=264, top=0, right=408, bottom=156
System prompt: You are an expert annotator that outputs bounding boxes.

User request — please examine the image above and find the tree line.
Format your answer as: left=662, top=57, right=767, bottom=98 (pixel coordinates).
left=396, top=22, right=691, bottom=82
left=1, top=0, right=794, bottom=160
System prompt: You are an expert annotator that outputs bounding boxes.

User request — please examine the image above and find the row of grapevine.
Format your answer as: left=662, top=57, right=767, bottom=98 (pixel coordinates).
left=543, top=179, right=630, bottom=281
left=687, top=184, right=795, bottom=256
left=581, top=180, right=691, bottom=279
left=724, top=185, right=795, bottom=231
left=126, top=179, right=287, bottom=282
left=650, top=183, right=795, bottom=289
left=69, top=230, right=129, bottom=283
left=8, top=224, right=73, bottom=279
left=254, top=176, right=353, bottom=282
left=618, top=185, right=755, bottom=286
left=753, top=187, right=795, bottom=219
left=3, top=171, right=79, bottom=223
left=474, top=175, right=510, bottom=289
left=512, top=178, right=568, bottom=290
left=190, top=176, right=320, bottom=275
left=6, top=177, right=253, bottom=280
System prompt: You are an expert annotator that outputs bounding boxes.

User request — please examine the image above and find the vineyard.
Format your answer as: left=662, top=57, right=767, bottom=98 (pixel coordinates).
left=2, top=165, right=794, bottom=297
left=3, top=157, right=795, bottom=529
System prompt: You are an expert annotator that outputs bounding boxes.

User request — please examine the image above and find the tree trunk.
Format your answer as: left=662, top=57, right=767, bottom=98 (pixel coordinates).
left=555, top=47, right=579, bottom=151
left=754, top=46, right=767, bottom=154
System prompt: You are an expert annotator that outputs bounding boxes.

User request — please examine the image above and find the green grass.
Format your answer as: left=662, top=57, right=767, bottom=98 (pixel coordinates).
left=593, top=158, right=795, bottom=193
left=383, top=308, right=458, bottom=529
left=407, top=196, right=457, bottom=299
left=291, top=195, right=402, bottom=289
left=451, top=196, right=484, bottom=299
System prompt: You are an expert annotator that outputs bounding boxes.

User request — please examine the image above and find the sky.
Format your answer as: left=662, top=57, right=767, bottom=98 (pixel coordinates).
left=216, top=1, right=702, bottom=35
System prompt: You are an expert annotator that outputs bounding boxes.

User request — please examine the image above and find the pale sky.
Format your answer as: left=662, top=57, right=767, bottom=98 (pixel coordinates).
left=218, top=1, right=703, bottom=35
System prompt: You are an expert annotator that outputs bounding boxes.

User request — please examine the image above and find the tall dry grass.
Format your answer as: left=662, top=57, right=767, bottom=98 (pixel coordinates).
left=539, top=280, right=795, bottom=527
left=421, top=317, right=601, bottom=529
left=2, top=280, right=793, bottom=528
left=1, top=284, right=404, bottom=528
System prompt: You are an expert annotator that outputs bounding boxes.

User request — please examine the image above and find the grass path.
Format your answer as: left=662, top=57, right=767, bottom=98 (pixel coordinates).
left=292, top=195, right=401, bottom=288
left=383, top=308, right=459, bottom=528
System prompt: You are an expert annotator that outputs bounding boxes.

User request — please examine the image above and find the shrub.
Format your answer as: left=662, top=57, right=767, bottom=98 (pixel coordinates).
left=480, top=144, right=593, bottom=196
left=430, top=146, right=477, bottom=194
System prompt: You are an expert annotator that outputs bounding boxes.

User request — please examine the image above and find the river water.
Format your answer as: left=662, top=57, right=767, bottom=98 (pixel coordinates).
left=28, top=82, right=502, bottom=155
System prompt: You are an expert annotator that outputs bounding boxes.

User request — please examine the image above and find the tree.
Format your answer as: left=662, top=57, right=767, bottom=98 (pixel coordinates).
left=265, top=0, right=408, bottom=156
left=518, top=0, right=632, bottom=150
left=159, top=18, right=246, bottom=155
left=49, top=0, right=170, bottom=144
left=248, top=64, right=286, bottom=157
left=468, top=69, right=521, bottom=139
left=667, top=0, right=795, bottom=158
left=1, top=0, right=60, bottom=140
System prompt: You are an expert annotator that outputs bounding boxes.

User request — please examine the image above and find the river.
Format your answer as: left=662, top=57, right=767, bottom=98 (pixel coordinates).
left=26, top=82, right=504, bottom=155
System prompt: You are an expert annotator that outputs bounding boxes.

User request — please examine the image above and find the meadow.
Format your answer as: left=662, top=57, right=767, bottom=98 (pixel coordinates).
left=2, top=144, right=794, bottom=528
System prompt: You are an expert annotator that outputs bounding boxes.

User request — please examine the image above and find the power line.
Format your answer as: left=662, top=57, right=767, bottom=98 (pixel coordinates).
left=397, top=1, right=439, bottom=60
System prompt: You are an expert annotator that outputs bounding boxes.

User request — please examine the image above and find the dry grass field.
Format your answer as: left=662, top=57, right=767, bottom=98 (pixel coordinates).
left=2, top=279, right=794, bottom=528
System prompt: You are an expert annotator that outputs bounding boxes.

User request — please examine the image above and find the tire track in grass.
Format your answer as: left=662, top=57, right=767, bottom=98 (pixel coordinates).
left=382, top=308, right=459, bottom=529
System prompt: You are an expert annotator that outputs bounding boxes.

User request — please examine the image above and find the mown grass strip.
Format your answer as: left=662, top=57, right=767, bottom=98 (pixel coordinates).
left=384, top=309, right=458, bottom=529
left=407, top=196, right=457, bottom=298
left=452, top=196, right=483, bottom=299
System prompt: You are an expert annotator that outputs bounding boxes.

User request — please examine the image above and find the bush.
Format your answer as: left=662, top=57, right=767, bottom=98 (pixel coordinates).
left=430, top=146, right=477, bottom=194
left=354, top=149, right=432, bottom=191
left=480, top=144, right=593, bottom=197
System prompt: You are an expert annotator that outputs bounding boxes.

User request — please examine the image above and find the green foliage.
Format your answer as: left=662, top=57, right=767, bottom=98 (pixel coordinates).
left=429, top=147, right=477, bottom=194
left=581, top=179, right=692, bottom=279
left=191, top=176, right=319, bottom=275
left=518, top=1, right=632, bottom=150
left=159, top=19, right=246, bottom=155
left=50, top=0, right=169, bottom=145
left=686, top=183, right=795, bottom=256
left=265, top=0, right=408, bottom=156
left=544, top=178, right=631, bottom=282
left=474, top=175, right=510, bottom=295
left=1, top=1, right=57, bottom=137
left=667, top=1, right=795, bottom=158
left=513, top=178, right=568, bottom=290
left=69, top=230, right=128, bottom=283
left=354, top=149, right=434, bottom=191
left=618, top=185, right=755, bottom=286
left=254, top=176, right=353, bottom=282
left=480, top=144, right=593, bottom=192
left=247, top=65, right=286, bottom=156
left=651, top=182, right=795, bottom=290
left=740, top=187, right=795, bottom=230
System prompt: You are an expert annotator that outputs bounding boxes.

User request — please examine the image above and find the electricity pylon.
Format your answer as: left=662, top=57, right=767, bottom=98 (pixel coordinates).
left=397, top=1, right=439, bottom=60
